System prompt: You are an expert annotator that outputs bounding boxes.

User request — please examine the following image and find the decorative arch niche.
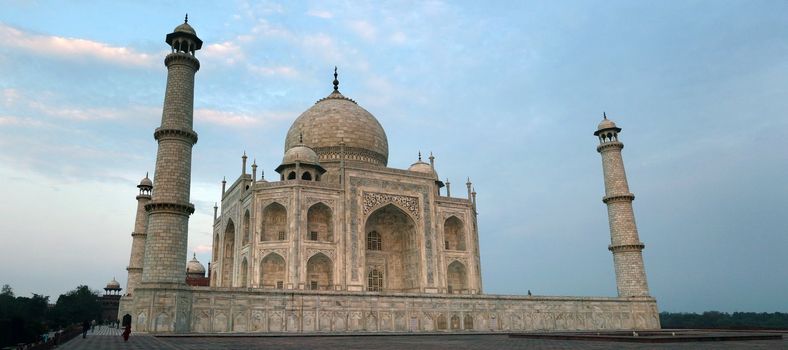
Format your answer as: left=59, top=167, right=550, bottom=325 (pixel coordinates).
left=242, top=210, right=251, bottom=245
left=306, top=253, right=333, bottom=290
left=307, top=202, right=333, bottom=242
left=447, top=260, right=467, bottom=294
left=259, top=253, right=286, bottom=289
left=261, top=203, right=287, bottom=241
left=239, top=257, right=248, bottom=287
left=444, top=216, right=466, bottom=251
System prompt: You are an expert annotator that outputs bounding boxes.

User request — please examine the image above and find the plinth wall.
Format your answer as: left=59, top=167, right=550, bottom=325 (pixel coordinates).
left=119, top=286, right=659, bottom=333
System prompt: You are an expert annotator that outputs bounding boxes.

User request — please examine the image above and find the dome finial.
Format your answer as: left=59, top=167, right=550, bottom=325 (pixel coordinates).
left=299, top=132, right=303, bottom=143
left=333, top=66, right=339, bottom=92
left=185, top=13, right=188, bottom=23
left=418, top=151, right=422, bottom=161
left=603, top=111, right=607, bottom=120
left=193, top=252, right=196, bottom=259
left=145, top=171, right=149, bottom=179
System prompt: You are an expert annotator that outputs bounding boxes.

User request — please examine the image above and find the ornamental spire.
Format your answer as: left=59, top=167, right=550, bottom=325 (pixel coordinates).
left=333, top=66, right=339, bottom=92
left=185, top=13, right=188, bottom=23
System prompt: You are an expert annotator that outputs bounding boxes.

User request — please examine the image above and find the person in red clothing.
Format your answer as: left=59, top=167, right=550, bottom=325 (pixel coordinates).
left=121, top=314, right=132, bottom=342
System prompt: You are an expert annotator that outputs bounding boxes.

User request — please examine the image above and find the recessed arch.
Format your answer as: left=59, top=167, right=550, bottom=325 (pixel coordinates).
left=444, top=216, right=466, bottom=251
left=239, top=257, right=248, bottom=287
left=242, top=210, right=251, bottom=245
left=364, top=204, right=420, bottom=292
left=213, top=233, right=220, bottom=262
left=222, top=219, right=236, bottom=287
left=306, top=253, right=333, bottom=290
left=259, top=253, right=286, bottom=289
left=301, top=171, right=312, bottom=181
left=261, top=202, right=287, bottom=241
left=463, top=314, right=474, bottom=330
left=447, top=260, right=467, bottom=294
left=307, top=202, right=333, bottom=242
left=287, top=171, right=296, bottom=180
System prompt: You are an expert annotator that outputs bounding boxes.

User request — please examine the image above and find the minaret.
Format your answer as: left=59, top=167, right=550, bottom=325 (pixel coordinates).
left=125, top=173, right=152, bottom=295
left=141, top=16, right=202, bottom=286
left=594, top=113, right=650, bottom=297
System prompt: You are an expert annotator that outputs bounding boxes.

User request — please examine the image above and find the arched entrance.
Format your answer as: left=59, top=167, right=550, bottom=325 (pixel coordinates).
left=447, top=260, right=467, bottom=294
left=306, top=253, right=332, bottom=290
left=260, top=253, right=286, bottom=289
left=364, top=204, right=420, bottom=292
left=222, top=220, right=235, bottom=287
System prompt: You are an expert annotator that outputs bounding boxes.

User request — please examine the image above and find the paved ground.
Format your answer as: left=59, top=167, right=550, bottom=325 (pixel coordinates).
left=58, top=327, right=788, bottom=350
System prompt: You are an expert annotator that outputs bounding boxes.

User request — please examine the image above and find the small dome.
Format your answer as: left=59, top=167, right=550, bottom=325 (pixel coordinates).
left=283, top=145, right=320, bottom=165
left=408, top=160, right=437, bottom=178
left=597, top=118, right=617, bottom=130
left=186, top=254, right=206, bottom=275
left=174, top=22, right=196, bottom=36
left=594, top=113, right=622, bottom=136
left=106, top=278, right=121, bottom=290
left=138, top=174, right=153, bottom=188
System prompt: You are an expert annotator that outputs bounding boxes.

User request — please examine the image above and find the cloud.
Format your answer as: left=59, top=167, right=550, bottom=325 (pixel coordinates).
left=0, top=23, right=157, bottom=67
left=194, top=244, right=212, bottom=253
left=2, top=88, right=20, bottom=106
left=347, top=20, right=377, bottom=41
left=0, top=115, right=50, bottom=127
left=390, top=31, right=409, bottom=44
left=307, top=9, right=333, bottom=19
left=196, top=108, right=259, bottom=127
left=247, top=64, right=299, bottom=77
left=203, top=41, right=245, bottom=65
left=301, top=33, right=343, bottom=63
left=3, top=88, right=159, bottom=122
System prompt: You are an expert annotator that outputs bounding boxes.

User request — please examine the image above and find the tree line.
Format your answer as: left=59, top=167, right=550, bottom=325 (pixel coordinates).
left=0, top=284, right=102, bottom=347
left=660, top=311, right=788, bottom=330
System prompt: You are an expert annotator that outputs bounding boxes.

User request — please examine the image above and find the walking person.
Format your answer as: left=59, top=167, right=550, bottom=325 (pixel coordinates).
left=91, top=319, right=96, bottom=332
left=121, top=314, right=132, bottom=342
left=81, top=320, right=90, bottom=339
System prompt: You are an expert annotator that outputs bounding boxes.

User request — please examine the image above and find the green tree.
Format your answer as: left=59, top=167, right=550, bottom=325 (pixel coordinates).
left=0, top=285, right=50, bottom=347
left=50, top=285, right=102, bottom=329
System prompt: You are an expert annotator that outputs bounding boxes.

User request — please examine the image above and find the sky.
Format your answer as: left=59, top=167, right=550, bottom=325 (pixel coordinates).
left=0, top=0, right=786, bottom=313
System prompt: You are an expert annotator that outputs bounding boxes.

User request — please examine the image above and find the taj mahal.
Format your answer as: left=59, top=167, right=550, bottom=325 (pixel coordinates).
left=117, top=18, right=660, bottom=333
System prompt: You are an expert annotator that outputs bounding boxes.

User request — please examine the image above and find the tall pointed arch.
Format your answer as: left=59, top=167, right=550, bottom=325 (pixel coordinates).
left=222, top=219, right=236, bottom=287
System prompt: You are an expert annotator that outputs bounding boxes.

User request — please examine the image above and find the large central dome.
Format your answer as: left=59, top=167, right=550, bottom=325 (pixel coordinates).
left=285, top=88, right=389, bottom=166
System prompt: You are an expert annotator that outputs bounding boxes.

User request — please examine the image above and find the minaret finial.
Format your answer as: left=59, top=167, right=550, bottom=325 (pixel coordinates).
left=193, top=252, right=196, bottom=259
left=333, top=66, right=339, bottom=92
left=603, top=111, right=607, bottom=120
left=145, top=171, right=149, bottom=178
left=185, top=13, right=188, bottom=23
left=418, top=151, right=422, bottom=161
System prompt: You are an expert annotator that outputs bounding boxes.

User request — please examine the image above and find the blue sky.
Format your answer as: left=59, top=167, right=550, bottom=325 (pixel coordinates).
left=0, top=1, right=786, bottom=312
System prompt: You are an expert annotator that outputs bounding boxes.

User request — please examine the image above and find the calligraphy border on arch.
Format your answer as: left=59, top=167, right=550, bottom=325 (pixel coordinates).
left=362, top=191, right=420, bottom=219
